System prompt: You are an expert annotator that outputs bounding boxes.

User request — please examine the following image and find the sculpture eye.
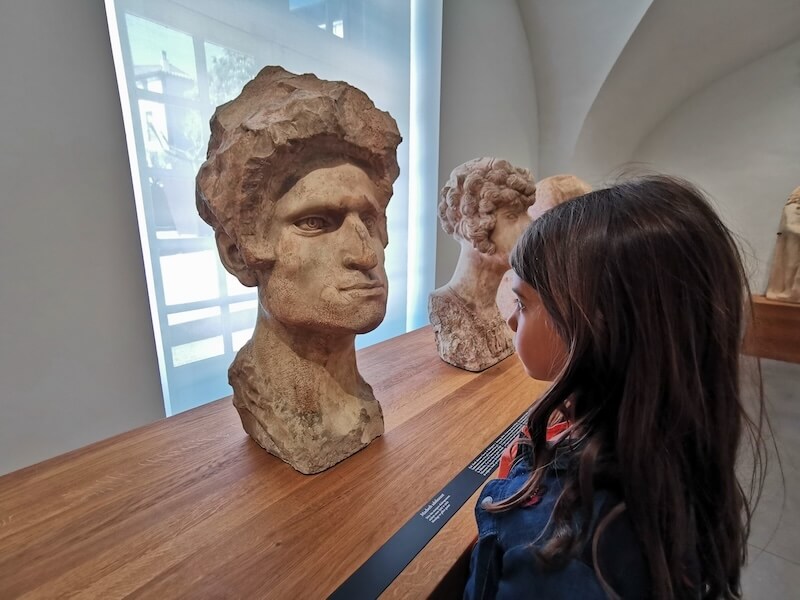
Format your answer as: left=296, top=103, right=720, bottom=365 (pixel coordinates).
left=362, top=214, right=378, bottom=231
left=506, top=211, right=518, bottom=221
left=295, top=216, right=330, bottom=232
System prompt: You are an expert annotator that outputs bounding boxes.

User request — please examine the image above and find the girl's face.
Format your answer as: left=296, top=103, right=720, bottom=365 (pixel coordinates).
left=507, top=272, right=568, bottom=381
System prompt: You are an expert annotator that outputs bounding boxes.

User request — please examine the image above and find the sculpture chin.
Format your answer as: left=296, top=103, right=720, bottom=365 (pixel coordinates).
left=261, top=288, right=388, bottom=336
left=345, top=306, right=388, bottom=335
left=353, top=314, right=386, bottom=335
left=348, top=288, right=388, bottom=333
left=316, top=286, right=388, bottom=334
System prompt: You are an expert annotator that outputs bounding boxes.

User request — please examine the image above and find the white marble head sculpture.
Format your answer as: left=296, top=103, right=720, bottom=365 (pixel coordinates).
left=196, top=66, right=401, bottom=473
left=766, top=186, right=800, bottom=303
left=430, top=158, right=536, bottom=371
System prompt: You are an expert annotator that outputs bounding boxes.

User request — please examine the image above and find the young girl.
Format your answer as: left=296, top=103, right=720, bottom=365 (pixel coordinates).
left=464, top=176, right=766, bottom=599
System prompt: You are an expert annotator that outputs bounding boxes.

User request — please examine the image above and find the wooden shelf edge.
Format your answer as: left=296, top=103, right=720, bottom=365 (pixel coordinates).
left=743, top=295, right=800, bottom=364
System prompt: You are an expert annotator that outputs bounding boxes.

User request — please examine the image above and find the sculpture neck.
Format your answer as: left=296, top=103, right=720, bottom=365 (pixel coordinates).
left=252, top=312, right=361, bottom=390
left=446, top=241, right=508, bottom=311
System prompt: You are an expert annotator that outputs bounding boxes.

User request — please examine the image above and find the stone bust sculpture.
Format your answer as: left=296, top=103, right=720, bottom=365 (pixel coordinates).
left=529, top=174, right=592, bottom=220
left=430, top=158, right=536, bottom=371
left=496, top=174, right=592, bottom=320
left=195, top=66, right=401, bottom=474
left=766, top=186, right=800, bottom=303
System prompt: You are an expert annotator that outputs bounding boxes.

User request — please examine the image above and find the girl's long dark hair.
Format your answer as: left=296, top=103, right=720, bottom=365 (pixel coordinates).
left=496, top=176, right=768, bottom=599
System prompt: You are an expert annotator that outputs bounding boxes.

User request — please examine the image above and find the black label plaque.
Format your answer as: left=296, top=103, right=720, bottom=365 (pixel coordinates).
left=329, top=410, right=528, bottom=600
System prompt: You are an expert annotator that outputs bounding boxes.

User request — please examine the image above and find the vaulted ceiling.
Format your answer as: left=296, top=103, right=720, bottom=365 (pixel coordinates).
left=517, top=0, right=800, bottom=181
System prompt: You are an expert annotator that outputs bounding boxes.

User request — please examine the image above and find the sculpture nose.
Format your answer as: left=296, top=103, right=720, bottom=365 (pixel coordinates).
left=342, top=215, right=378, bottom=271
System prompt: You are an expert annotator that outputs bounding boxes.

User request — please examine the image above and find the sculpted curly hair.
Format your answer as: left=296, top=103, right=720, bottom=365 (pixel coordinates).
left=196, top=66, right=402, bottom=268
left=438, top=158, right=536, bottom=254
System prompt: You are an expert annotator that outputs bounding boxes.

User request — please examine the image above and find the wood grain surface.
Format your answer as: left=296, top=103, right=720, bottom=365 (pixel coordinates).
left=0, top=326, right=547, bottom=599
left=380, top=477, right=491, bottom=600
left=743, top=295, right=800, bottom=364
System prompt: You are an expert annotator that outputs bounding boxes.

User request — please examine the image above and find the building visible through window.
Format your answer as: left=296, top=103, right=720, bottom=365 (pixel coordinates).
left=107, top=0, right=420, bottom=415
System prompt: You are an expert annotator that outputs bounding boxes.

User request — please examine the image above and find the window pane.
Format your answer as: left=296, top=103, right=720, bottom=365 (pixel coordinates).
left=205, top=43, right=258, bottom=106
left=225, top=272, right=253, bottom=298
left=230, top=300, right=258, bottom=313
left=126, top=14, right=198, bottom=99
left=160, top=251, right=220, bottom=305
left=167, top=306, right=221, bottom=326
left=232, top=329, right=253, bottom=352
left=171, top=336, right=225, bottom=367
left=110, top=0, right=415, bottom=416
left=149, top=172, right=208, bottom=238
left=137, top=100, right=205, bottom=172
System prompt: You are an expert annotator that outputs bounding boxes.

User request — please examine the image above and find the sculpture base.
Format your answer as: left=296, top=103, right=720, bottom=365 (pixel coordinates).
left=429, top=291, right=515, bottom=372
left=434, top=342, right=514, bottom=372
left=228, top=333, right=385, bottom=475
left=233, top=398, right=384, bottom=475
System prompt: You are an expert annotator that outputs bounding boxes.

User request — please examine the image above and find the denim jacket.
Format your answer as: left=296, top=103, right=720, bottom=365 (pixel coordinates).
left=464, top=446, right=650, bottom=599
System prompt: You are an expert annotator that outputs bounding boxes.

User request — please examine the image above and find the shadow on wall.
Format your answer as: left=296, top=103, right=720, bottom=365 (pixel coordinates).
left=630, top=38, right=800, bottom=290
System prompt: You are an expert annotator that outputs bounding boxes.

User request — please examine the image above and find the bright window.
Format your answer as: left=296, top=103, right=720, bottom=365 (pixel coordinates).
left=106, top=0, right=440, bottom=415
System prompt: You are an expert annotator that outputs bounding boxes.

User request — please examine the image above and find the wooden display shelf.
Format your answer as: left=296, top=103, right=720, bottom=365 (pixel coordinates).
left=0, top=326, right=547, bottom=599
left=743, top=295, right=800, bottom=364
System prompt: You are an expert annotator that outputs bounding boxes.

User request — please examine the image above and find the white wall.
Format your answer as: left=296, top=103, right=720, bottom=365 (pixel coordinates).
left=634, top=38, right=800, bottom=289
left=517, top=0, right=651, bottom=177
left=0, top=0, right=165, bottom=475
left=436, top=0, right=538, bottom=287
left=573, top=0, right=800, bottom=185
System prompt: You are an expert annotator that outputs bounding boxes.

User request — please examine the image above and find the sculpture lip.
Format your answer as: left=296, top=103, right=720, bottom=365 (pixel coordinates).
left=340, top=281, right=384, bottom=291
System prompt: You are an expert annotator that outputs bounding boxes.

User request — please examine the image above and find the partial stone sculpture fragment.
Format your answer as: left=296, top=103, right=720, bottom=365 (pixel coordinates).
left=766, top=186, right=800, bottom=303
left=528, top=174, right=592, bottom=220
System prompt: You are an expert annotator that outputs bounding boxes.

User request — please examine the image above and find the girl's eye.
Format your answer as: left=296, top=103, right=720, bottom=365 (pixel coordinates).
left=296, top=216, right=329, bottom=232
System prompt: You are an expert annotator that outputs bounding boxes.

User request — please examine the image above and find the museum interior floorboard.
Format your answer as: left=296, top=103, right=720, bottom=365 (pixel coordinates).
left=741, top=358, right=800, bottom=597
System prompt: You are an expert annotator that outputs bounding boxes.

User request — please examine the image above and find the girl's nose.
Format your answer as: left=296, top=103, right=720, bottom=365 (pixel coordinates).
left=507, top=312, right=517, bottom=332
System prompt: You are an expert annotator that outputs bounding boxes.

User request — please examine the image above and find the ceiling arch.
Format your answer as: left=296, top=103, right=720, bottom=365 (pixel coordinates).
left=570, top=0, right=800, bottom=184
left=517, top=0, right=652, bottom=177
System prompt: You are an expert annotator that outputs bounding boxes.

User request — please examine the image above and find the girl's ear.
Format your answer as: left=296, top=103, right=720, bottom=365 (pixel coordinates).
left=215, top=230, right=258, bottom=287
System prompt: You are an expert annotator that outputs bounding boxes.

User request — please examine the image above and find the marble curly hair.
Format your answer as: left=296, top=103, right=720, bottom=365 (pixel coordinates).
left=438, top=158, right=536, bottom=254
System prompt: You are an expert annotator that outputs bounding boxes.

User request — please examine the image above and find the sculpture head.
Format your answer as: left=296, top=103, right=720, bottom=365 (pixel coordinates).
left=530, top=174, right=592, bottom=220
left=438, top=158, right=535, bottom=265
left=196, top=66, right=402, bottom=335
